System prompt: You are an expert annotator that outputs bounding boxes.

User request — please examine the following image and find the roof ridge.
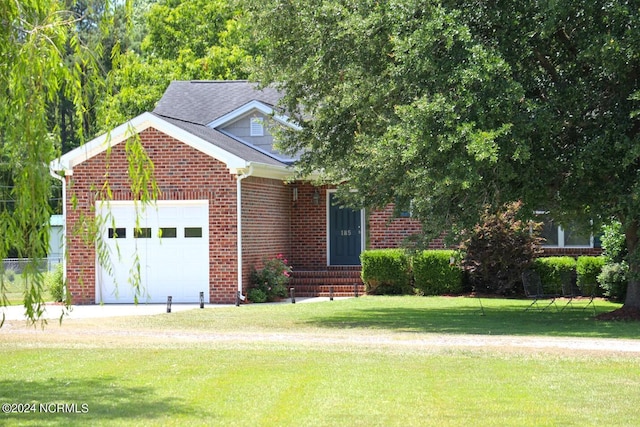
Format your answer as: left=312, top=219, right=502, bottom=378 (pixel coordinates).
left=151, top=112, right=203, bottom=127
left=186, top=80, right=251, bottom=84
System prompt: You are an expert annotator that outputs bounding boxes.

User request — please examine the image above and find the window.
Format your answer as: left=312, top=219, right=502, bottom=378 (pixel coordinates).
left=540, top=216, right=559, bottom=246
left=108, top=228, right=126, bottom=239
left=536, top=212, right=592, bottom=247
left=250, top=117, right=264, bottom=136
left=159, top=227, right=177, bottom=238
left=134, top=228, right=152, bottom=238
left=184, top=227, right=203, bottom=238
left=394, top=197, right=413, bottom=218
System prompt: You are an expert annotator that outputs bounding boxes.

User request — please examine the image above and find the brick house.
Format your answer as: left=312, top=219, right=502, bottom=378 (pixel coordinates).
left=51, top=80, right=600, bottom=304
left=51, top=81, right=431, bottom=304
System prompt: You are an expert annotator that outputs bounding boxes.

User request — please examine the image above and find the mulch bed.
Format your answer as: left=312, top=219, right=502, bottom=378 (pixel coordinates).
left=596, top=306, right=640, bottom=321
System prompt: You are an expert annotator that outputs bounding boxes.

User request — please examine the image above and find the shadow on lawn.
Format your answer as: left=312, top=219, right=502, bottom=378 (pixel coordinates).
left=304, top=298, right=640, bottom=339
left=0, top=377, right=191, bottom=425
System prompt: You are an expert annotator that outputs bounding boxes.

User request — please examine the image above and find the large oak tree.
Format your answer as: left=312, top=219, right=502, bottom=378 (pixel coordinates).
left=249, top=1, right=640, bottom=311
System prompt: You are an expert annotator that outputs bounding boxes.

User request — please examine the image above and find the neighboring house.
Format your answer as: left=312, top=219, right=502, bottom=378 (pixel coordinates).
left=51, top=81, right=426, bottom=304
left=50, top=80, right=600, bottom=305
left=48, top=214, right=64, bottom=269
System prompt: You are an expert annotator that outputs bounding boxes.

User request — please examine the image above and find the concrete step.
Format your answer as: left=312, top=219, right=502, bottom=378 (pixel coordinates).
left=290, top=270, right=364, bottom=297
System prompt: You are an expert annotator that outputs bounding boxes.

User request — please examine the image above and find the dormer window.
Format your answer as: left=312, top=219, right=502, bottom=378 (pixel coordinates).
left=250, top=117, right=264, bottom=136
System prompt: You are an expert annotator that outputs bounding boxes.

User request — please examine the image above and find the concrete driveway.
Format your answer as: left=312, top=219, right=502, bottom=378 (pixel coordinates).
left=1, top=303, right=204, bottom=321
left=1, top=297, right=340, bottom=322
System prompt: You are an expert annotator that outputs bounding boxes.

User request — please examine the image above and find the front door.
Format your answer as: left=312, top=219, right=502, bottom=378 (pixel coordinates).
left=329, top=193, right=363, bottom=265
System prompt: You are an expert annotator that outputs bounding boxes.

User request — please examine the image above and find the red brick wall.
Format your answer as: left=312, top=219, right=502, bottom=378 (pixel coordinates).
left=290, top=186, right=448, bottom=271
left=369, top=205, right=421, bottom=249
left=368, top=204, right=445, bottom=249
left=539, top=247, right=603, bottom=258
left=290, top=183, right=328, bottom=269
left=241, top=176, right=291, bottom=287
left=66, top=127, right=239, bottom=304
left=367, top=205, right=603, bottom=257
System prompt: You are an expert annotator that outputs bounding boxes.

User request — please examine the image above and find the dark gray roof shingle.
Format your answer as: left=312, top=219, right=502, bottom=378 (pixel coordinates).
left=153, top=80, right=282, bottom=125
left=156, top=114, right=288, bottom=166
left=152, top=80, right=291, bottom=166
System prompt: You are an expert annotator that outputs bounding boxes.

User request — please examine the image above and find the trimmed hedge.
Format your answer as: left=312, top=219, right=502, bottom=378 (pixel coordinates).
left=533, top=257, right=576, bottom=294
left=360, top=251, right=609, bottom=299
left=360, top=249, right=412, bottom=295
left=413, top=250, right=463, bottom=295
left=576, top=256, right=606, bottom=295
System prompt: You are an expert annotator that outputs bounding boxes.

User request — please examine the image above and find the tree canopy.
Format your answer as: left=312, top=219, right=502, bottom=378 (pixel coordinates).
left=96, top=0, right=255, bottom=130
left=249, top=1, right=640, bottom=309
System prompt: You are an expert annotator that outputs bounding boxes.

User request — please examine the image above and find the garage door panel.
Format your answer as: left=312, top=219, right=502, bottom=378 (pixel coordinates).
left=96, top=201, right=210, bottom=303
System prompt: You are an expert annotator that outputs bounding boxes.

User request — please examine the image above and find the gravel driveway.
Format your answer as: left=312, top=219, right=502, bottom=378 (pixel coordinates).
left=2, top=298, right=640, bottom=354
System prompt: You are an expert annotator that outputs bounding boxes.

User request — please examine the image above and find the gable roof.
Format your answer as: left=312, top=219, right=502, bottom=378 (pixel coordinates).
left=52, top=81, right=298, bottom=179
left=154, top=80, right=282, bottom=126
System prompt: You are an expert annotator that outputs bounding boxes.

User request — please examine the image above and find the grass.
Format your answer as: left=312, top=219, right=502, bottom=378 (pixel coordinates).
left=2, top=271, right=54, bottom=306
left=1, top=296, right=639, bottom=426
left=129, top=295, right=637, bottom=339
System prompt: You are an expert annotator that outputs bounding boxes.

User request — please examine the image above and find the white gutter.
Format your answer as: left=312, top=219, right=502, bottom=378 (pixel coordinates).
left=48, top=165, right=67, bottom=289
left=236, top=164, right=254, bottom=304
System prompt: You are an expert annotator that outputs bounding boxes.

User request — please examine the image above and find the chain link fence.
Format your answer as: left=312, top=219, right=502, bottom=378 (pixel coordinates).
left=2, top=258, right=62, bottom=274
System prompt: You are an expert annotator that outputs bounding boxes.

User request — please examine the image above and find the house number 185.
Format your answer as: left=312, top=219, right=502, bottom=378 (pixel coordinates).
left=340, top=230, right=352, bottom=236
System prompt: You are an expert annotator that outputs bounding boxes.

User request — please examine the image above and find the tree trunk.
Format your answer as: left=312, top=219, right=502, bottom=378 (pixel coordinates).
left=624, top=220, right=640, bottom=309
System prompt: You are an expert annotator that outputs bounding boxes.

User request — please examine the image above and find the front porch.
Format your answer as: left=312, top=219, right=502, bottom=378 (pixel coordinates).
left=289, top=267, right=365, bottom=297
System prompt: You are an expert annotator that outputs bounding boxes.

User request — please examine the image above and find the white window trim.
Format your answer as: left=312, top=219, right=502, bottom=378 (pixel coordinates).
left=554, top=226, right=594, bottom=248
left=250, top=117, right=264, bottom=136
left=535, top=210, right=593, bottom=248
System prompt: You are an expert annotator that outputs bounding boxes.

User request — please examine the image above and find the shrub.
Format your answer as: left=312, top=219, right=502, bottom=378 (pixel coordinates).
left=3, top=268, right=17, bottom=283
left=46, top=263, right=65, bottom=302
left=600, top=220, right=627, bottom=263
left=460, top=201, right=542, bottom=294
left=247, top=288, right=268, bottom=303
left=533, top=257, right=576, bottom=295
left=576, top=256, right=605, bottom=296
left=596, top=220, right=628, bottom=302
left=413, top=250, right=463, bottom=295
left=598, top=262, right=628, bottom=302
left=249, top=254, right=292, bottom=302
left=360, top=249, right=412, bottom=295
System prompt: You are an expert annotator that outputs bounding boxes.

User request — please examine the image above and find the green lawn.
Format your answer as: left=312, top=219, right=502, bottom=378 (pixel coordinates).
left=1, top=296, right=639, bottom=426
left=2, top=272, right=53, bottom=306
left=131, top=295, right=637, bottom=339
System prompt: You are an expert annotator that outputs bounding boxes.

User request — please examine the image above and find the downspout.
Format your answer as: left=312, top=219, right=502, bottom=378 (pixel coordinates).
left=48, top=164, right=67, bottom=290
left=236, top=164, right=253, bottom=305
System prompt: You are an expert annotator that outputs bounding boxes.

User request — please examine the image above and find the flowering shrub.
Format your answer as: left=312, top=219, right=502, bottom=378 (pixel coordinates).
left=249, top=254, right=292, bottom=302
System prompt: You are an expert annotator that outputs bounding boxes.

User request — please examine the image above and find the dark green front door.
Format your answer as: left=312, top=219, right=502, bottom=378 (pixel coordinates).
left=329, top=193, right=362, bottom=265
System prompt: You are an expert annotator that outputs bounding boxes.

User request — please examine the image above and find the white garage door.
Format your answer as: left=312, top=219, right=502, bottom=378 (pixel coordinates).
left=96, top=200, right=209, bottom=303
